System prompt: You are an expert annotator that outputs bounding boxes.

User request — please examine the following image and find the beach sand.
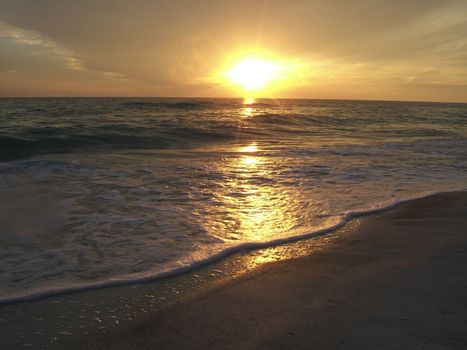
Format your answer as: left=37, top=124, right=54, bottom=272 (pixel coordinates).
left=62, top=191, right=467, bottom=349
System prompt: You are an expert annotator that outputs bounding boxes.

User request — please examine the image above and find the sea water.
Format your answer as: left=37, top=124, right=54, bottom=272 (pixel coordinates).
left=0, top=98, right=466, bottom=302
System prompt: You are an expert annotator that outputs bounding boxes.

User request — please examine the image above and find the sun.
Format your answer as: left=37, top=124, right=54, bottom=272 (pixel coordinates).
left=212, top=53, right=308, bottom=100
left=225, top=58, right=283, bottom=92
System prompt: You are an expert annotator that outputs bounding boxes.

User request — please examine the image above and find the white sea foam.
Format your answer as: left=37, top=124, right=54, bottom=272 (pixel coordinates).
left=0, top=188, right=465, bottom=305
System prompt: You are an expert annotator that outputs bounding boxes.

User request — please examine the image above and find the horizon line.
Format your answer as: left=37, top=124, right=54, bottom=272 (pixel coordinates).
left=0, top=96, right=466, bottom=105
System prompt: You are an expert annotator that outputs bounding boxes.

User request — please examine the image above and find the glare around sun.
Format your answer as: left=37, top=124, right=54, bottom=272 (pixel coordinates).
left=225, top=58, right=283, bottom=92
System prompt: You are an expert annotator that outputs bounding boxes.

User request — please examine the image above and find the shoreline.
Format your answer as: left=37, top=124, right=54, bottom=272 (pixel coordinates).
left=1, top=188, right=464, bottom=306
left=1, top=191, right=467, bottom=349
left=66, top=191, right=467, bottom=349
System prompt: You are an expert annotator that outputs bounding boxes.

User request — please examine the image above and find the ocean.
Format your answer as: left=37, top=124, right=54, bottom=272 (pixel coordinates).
left=1, top=97, right=466, bottom=303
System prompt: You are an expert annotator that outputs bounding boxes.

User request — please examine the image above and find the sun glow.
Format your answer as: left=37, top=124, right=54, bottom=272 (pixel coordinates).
left=226, top=58, right=284, bottom=92
left=212, top=52, right=309, bottom=100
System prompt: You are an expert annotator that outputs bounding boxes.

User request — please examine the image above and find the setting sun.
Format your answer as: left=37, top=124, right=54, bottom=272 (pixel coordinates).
left=214, top=54, right=309, bottom=99
left=225, top=58, right=284, bottom=92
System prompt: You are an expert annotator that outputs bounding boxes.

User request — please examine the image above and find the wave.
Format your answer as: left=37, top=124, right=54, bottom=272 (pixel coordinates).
left=140, top=100, right=280, bottom=109
left=0, top=118, right=308, bottom=161
left=0, top=188, right=464, bottom=305
left=0, top=127, right=245, bottom=161
left=2, top=96, right=464, bottom=162
left=119, top=100, right=215, bottom=110
left=247, top=102, right=278, bottom=108
left=0, top=136, right=88, bottom=161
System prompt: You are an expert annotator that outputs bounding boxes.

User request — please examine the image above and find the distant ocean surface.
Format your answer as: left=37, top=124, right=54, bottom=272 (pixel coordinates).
left=1, top=98, right=466, bottom=302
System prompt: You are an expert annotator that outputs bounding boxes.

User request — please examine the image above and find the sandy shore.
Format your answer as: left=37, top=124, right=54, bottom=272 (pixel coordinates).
left=57, top=191, right=466, bottom=350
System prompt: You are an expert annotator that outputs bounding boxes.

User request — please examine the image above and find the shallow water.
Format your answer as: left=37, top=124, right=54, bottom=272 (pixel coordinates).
left=1, top=98, right=466, bottom=302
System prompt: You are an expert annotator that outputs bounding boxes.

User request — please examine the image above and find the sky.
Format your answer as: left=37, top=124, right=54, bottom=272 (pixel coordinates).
left=1, top=0, right=467, bottom=102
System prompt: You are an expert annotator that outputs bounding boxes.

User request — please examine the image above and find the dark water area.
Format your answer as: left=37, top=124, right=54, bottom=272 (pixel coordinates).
left=1, top=98, right=465, bottom=161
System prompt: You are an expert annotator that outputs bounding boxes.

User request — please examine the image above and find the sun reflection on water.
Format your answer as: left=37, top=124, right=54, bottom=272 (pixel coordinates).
left=241, top=107, right=254, bottom=118
left=238, top=144, right=258, bottom=153
left=243, top=97, right=256, bottom=105
left=240, top=97, right=256, bottom=118
left=239, top=156, right=260, bottom=167
left=190, top=103, right=334, bottom=247
left=202, top=142, right=301, bottom=242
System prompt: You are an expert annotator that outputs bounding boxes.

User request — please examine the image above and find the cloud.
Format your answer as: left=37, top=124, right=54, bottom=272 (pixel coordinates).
left=0, top=19, right=140, bottom=95
left=0, top=21, right=85, bottom=71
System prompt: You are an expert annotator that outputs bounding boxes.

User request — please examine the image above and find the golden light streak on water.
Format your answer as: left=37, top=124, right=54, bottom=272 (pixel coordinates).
left=243, top=97, right=256, bottom=105
left=204, top=142, right=299, bottom=242
left=238, top=144, right=258, bottom=153
left=241, top=106, right=254, bottom=118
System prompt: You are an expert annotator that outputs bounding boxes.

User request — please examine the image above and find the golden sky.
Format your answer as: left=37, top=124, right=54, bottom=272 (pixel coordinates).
left=1, top=0, right=467, bottom=102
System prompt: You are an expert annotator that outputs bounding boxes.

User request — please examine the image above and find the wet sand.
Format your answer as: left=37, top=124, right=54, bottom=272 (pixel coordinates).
left=64, top=191, right=467, bottom=349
